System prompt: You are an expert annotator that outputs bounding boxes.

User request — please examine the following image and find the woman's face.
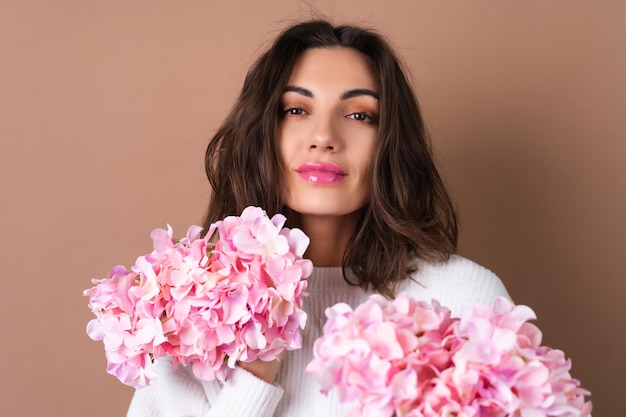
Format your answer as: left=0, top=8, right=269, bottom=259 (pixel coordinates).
left=278, top=47, right=379, bottom=220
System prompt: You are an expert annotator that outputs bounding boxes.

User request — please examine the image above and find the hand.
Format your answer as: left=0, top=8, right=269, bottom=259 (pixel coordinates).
left=237, top=350, right=285, bottom=384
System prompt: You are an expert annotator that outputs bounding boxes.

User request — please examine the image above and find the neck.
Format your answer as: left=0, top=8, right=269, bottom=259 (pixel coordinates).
left=290, top=211, right=359, bottom=267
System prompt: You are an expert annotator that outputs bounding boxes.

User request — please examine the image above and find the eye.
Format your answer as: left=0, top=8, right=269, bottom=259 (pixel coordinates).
left=347, top=111, right=377, bottom=124
left=282, top=107, right=307, bottom=117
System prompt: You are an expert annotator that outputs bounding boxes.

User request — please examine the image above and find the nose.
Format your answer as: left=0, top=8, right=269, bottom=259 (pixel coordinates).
left=309, top=116, right=337, bottom=151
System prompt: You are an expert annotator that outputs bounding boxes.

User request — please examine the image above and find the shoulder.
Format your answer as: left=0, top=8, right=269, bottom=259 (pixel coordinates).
left=398, top=255, right=511, bottom=316
left=415, top=254, right=502, bottom=283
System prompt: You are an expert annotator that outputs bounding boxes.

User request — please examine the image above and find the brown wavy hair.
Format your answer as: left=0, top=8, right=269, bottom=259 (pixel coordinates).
left=202, top=20, right=458, bottom=297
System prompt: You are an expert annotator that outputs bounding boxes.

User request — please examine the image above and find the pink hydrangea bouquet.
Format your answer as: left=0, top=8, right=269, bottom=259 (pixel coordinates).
left=306, top=294, right=592, bottom=417
left=84, top=206, right=312, bottom=387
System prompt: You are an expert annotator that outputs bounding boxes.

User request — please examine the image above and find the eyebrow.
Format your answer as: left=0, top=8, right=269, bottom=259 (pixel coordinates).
left=283, top=85, right=379, bottom=101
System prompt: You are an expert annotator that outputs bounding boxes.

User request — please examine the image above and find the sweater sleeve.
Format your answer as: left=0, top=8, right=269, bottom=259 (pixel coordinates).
left=203, top=367, right=284, bottom=417
left=126, top=357, right=284, bottom=417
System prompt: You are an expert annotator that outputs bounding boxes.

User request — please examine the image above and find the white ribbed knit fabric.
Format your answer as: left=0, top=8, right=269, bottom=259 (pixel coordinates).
left=126, top=255, right=510, bottom=417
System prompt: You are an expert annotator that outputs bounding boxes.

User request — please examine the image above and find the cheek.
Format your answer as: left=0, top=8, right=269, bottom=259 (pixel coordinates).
left=358, top=139, right=376, bottom=175
left=278, top=132, right=295, bottom=197
left=358, top=142, right=377, bottom=197
left=278, top=125, right=298, bottom=163
left=277, top=136, right=290, bottom=172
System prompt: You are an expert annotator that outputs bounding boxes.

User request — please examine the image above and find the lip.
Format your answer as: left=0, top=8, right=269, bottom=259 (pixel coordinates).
left=296, top=162, right=347, bottom=185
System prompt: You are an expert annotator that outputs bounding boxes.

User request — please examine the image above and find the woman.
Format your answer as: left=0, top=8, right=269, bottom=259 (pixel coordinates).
left=127, top=19, right=509, bottom=417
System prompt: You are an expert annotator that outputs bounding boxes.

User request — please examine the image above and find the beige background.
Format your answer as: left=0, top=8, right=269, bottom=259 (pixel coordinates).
left=1, top=1, right=624, bottom=416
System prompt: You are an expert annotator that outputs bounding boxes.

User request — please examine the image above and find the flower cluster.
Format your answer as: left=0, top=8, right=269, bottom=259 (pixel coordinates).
left=306, top=294, right=592, bottom=417
left=85, top=206, right=312, bottom=387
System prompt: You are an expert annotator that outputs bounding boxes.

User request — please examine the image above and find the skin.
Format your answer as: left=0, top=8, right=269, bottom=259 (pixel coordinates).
left=279, top=46, right=379, bottom=267
left=239, top=47, right=379, bottom=383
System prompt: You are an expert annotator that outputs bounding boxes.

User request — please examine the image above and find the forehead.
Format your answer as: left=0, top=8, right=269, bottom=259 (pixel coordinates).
left=287, top=47, right=377, bottom=92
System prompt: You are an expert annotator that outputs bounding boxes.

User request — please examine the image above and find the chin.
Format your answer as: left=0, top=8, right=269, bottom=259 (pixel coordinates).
left=286, top=200, right=367, bottom=219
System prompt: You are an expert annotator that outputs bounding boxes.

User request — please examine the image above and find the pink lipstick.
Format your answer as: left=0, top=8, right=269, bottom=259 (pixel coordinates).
left=296, top=162, right=346, bottom=185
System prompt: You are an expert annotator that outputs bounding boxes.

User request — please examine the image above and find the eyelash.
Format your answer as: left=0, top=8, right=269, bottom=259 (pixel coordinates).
left=281, top=107, right=377, bottom=124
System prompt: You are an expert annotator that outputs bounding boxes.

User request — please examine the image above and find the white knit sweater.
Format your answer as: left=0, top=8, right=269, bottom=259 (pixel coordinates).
left=126, top=255, right=510, bottom=417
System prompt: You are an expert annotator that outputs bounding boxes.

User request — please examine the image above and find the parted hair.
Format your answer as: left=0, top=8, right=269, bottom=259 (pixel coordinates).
left=203, top=19, right=458, bottom=297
